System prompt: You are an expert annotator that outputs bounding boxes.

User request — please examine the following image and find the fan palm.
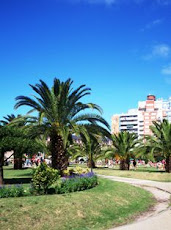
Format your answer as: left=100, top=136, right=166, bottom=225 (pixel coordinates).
left=112, top=131, right=139, bottom=170
left=14, top=78, right=109, bottom=173
left=146, top=119, right=171, bottom=173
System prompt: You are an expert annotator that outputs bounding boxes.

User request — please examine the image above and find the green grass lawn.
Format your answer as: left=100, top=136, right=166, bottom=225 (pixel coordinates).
left=0, top=166, right=156, bottom=230
left=0, top=178, right=155, bottom=230
left=94, top=166, right=171, bottom=182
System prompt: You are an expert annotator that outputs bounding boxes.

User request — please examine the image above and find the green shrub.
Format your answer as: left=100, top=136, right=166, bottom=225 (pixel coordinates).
left=0, top=185, right=25, bottom=198
left=55, top=173, right=98, bottom=194
left=31, top=162, right=60, bottom=194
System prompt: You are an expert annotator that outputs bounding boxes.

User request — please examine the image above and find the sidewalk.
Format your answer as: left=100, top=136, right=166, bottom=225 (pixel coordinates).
left=98, top=175, right=171, bottom=230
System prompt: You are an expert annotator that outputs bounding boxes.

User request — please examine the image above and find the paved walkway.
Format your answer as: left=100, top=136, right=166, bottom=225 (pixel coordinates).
left=98, top=175, right=171, bottom=230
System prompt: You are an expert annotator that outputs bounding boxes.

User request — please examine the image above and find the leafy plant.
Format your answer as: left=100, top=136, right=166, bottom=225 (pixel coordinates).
left=0, top=185, right=25, bottom=198
left=63, top=166, right=89, bottom=176
left=31, top=162, right=60, bottom=194
left=146, top=119, right=171, bottom=173
left=112, top=132, right=139, bottom=170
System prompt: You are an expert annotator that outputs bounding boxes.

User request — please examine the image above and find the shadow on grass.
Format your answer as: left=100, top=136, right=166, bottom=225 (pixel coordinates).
left=4, top=178, right=32, bottom=185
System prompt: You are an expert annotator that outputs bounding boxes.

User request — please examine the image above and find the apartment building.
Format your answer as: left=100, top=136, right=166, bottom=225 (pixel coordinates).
left=138, top=95, right=166, bottom=136
left=111, top=109, right=143, bottom=137
left=111, top=95, right=168, bottom=137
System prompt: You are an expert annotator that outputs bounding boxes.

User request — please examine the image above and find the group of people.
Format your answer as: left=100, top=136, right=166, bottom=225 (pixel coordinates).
left=24, top=154, right=44, bottom=167
left=96, top=158, right=166, bottom=170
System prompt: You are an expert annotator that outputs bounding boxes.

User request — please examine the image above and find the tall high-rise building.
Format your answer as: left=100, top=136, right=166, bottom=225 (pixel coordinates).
left=111, top=95, right=168, bottom=137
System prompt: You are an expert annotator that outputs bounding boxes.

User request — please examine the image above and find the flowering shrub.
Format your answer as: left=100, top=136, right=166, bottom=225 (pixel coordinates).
left=31, top=162, right=60, bottom=194
left=55, top=172, right=98, bottom=194
left=63, top=166, right=90, bottom=176
left=74, top=166, right=89, bottom=175
left=0, top=184, right=25, bottom=198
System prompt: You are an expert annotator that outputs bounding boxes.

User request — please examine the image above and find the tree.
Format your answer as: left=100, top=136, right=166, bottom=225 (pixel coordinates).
left=112, top=131, right=139, bottom=170
left=147, top=119, right=171, bottom=173
left=0, top=126, right=43, bottom=184
left=77, top=124, right=111, bottom=171
left=14, top=78, right=109, bottom=174
left=0, top=114, right=29, bottom=169
left=0, top=114, right=18, bottom=126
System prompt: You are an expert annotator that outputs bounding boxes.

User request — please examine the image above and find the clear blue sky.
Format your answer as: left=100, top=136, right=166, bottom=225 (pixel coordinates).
left=0, top=0, right=171, bottom=126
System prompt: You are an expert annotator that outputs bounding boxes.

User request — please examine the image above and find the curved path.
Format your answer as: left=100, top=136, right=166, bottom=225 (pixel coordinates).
left=98, top=175, right=171, bottom=230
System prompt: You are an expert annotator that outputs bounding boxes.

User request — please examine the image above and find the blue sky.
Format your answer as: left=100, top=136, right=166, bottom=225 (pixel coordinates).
left=0, top=0, right=171, bottom=126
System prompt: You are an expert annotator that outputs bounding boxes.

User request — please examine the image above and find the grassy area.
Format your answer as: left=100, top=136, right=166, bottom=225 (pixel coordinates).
left=94, top=167, right=171, bottom=182
left=3, top=166, right=32, bottom=184
left=0, top=178, right=155, bottom=230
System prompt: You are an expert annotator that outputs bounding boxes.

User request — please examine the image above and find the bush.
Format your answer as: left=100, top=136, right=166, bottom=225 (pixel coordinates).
left=31, top=162, right=60, bottom=194
left=63, top=166, right=90, bottom=176
left=55, top=172, right=98, bottom=194
left=0, top=185, right=25, bottom=198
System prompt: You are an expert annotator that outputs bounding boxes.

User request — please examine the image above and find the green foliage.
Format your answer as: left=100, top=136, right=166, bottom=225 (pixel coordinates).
left=31, top=162, right=60, bottom=194
left=0, top=185, right=25, bottom=198
left=0, top=126, right=43, bottom=156
left=112, top=131, right=139, bottom=159
left=146, top=119, right=171, bottom=172
left=147, top=119, right=171, bottom=158
left=111, top=132, right=139, bottom=170
left=55, top=174, right=98, bottom=194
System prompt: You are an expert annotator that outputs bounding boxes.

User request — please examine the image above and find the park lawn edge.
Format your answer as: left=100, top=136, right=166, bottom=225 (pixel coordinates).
left=0, top=178, right=156, bottom=230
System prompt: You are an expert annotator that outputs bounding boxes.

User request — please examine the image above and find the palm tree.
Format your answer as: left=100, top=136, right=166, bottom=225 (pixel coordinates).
left=79, top=124, right=111, bottom=171
left=112, top=131, right=139, bottom=170
left=0, top=114, right=16, bottom=126
left=14, top=78, right=109, bottom=173
left=147, top=119, right=171, bottom=173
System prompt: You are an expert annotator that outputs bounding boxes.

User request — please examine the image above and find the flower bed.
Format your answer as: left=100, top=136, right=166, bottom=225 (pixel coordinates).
left=55, top=172, right=98, bottom=194
left=0, top=168, right=98, bottom=198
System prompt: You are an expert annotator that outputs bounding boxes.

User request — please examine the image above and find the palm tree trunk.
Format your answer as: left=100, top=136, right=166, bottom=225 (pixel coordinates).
left=0, top=154, right=4, bottom=185
left=165, top=156, right=171, bottom=173
left=126, top=157, right=130, bottom=170
left=87, top=159, right=96, bottom=169
left=120, top=159, right=127, bottom=170
left=50, top=133, right=68, bottom=174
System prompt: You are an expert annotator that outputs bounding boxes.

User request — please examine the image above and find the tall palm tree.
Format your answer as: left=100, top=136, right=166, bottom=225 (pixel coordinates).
left=112, top=131, right=138, bottom=170
left=14, top=78, right=109, bottom=173
left=147, top=119, right=171, bottom=173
